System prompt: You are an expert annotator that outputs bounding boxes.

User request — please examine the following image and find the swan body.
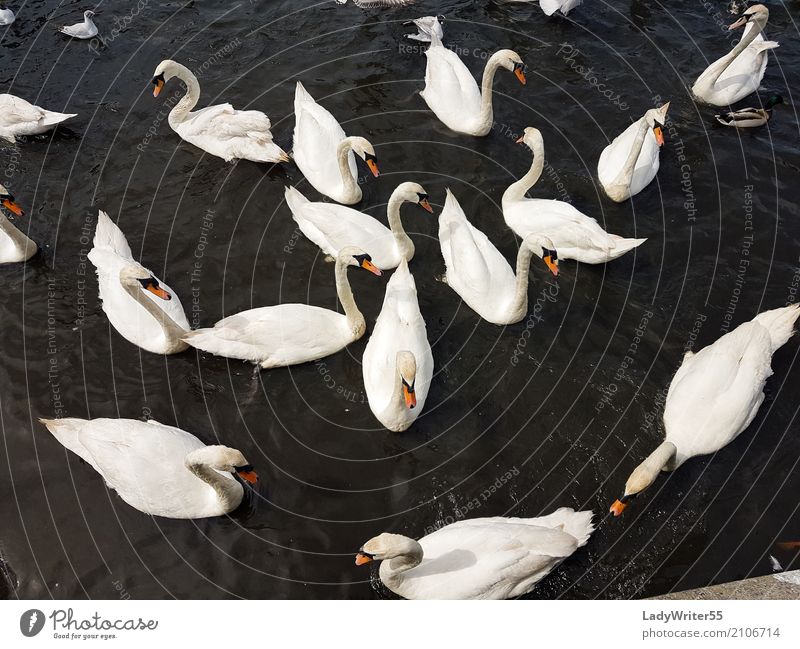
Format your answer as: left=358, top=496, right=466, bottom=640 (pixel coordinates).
left=503, top=127, right=646, bottom=263
left=420, top=33, right=526, bottom=136
left=598, top=103, right=670, bottom=202
left=0, top=7, right=15, bottom=25
left=611, top=304, right=800, bottom=515
left=0, top=94, right=76, bottom=143
left=41, top=417, right=258, bottom=519
left=692, top=5, right=778, bottom=107
left=0, top=184, right=36, bottom=263
left=150, top=60, right=288, bottom=164
left=404, top=15, right=444, bottom=42
left=87, top=211, right=190, bottom=354
left=356, top=508, right=594, bottom=599
left=439, top=189, right=558, bottom=325
left=539, top=0, right=583, bottom=16
left=292, top=82, right=379, bottom=205
left=58, top=10, right=98, bottom=39
left=715, top=94, right=783, bottom=127
left=285, top=182, right=433, bottom=270
left=363, top=260, right=433, bottom=432
left=184, top=248, right=382, bottom=368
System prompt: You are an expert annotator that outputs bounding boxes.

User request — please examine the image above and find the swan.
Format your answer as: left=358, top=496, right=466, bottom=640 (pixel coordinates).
left=0, top=7, right=15, bottom=25
left=150, top=60, right=289, bottom=164
left=692, top=5, right=778, bottom=107
left=285, top=182, right=433, bottom=271
left=0, top=184, right=36, bottom=263
left=439, top=189, right=558, bottom=326
left=292, top=82, right=379, bottom=205
left=87, top=210, right=190, bottom=354
left=404, top=15, right=444, bottom=43
left=598, top=102, right=670, bottom=203
left=539, top=0, right=583, bottom=16
left=363, top=259, right=433, bottom=432
left=715, top=94, right=783, bottom=127
left=420, top=33, right=526, bottom=136
left=503, top=128, right=646, bottom=263
left=356, top=508, right=594, bottom=599
left=610, top=304, right=800, bottom=516
left=183, top=247, right=382, bottom=369
left=57, top=10, right=98, bottom=39
left=41, top=417, right=258, bottom=519
left=0, top=94, right=76, bottom=143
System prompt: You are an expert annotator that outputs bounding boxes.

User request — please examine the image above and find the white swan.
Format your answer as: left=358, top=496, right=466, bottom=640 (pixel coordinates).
left=0, top=94, right=76, bottom=143
left=356, top=508, right=594, bottom=599
left=420, top=33, right=526, bottom=136
left=0, top=7, right=15, bottom=25
left=404, top=15, right=444, bottom=43
left=87, top=211, right=190, bottom=354
left=151, top=60, right=289, bottom=164
left=292, top=81, right=379, bottom=205
left=285, top=182, right=433, bottom=271
left=363, top=259, right=433, bottom=432
left=692, top=5, right=778, bottom=107
left=439, top=189, right=558, bottom=326
left=611, top=304, right=800, bottom=516
left=598, top=103, right=670, bottom=203
left=184, top=247, right=382, bottom=369
left=539, top=0, right=583, bottom=15
left=41, top=417, right=258, bottom=519
left=57, top=10, right=97, bottom=39
left=503, top=128, right=646, bottom=263
left=0, top=184, right=36, bottom=263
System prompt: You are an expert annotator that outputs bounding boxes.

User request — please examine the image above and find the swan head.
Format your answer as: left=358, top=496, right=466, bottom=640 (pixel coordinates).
left=645, top=102, right=670, bottom=146
left=0, top=184, right=24, bottom=217
left=348, top=137, right=380, bottom=178
left=610, top=442, right=677, bottom=516
left=394, top=182, right=433, bottom=213
left=355, top=533, right=420, bottom=565
left=119, top=264, right=173, bottom=300
left=523, top=234, right=559, bottom=277
left=151, top=59, right=183, bottom=97
left=515, top=126, right=543, bottom=152
left=84, top=10, right=95, bottom=20
left=187, top=446, right=259, bottom=484
left=337, top=246, right=382, bottom=276
left=729, top=4, right=768, bottom=30
left=491, top=49, right=526, bottom=85
left=396, top=351, right=417, bottom=409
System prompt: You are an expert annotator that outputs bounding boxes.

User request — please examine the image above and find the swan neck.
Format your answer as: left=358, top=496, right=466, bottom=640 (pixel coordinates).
left=121, top=278, right=188, bottom=351
left=335, top=259, right=365, bottom=334
left=644, top=441, right=678, bottom=473
left=0, top=213, right=34, bottom=254
left=337, top=138, right=360, bottom=203
left=709, top=22, right=765, bottom=86
left=167, top=63, right=201, bottom=126
left=381, top=540, right=424, bottom=587
left=185, top=457, right=240, bottom=511
left=478, top=55, right=502, bottom=126
left=387, top=193, right=414, bottom=258
left=509, top=244, right=536, bottom=316
left=504, top=137, right=544, bottom=204
left=612, top=117, right=651, bottom=189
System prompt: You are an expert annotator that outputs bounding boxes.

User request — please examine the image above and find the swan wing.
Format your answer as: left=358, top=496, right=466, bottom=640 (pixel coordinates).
left=422, top=40, right=482, bottom=124
left=0, top=94, right=46, bottom=129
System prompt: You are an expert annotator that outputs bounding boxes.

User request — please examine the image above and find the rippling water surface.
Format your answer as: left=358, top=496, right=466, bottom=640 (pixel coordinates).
left=1, top=0, right=799, bottom=599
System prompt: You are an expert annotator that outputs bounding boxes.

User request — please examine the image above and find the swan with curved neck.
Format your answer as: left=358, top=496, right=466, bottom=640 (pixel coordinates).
left=183, top=247, right=382, bottom=369
left=356, top=508, right=595, bottom=599
left=598, top=103, right=670, bottom=203
left=293, top=81, right=380, bottom=205
left=41, top=417, right=258, bottom=519
left=439, top=189, right=558, bottom=325
left=150, top=59, right=289, bottom=163
left=692, top=5, right=778, bottom=107
left=363, top=260, right=434, bottom=431
left=87, top=211, right=191, bottom=355
left=285, top=182, right=434, bottom=270
left=0, top=184, right=36, bottom=263
left=420, top=32, right=526, bottom=136
left=503, top=127, right=646, bottom=263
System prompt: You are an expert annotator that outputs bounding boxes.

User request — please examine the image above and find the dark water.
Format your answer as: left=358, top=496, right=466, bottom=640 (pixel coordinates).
left=1, top=0, right=799, bottom=599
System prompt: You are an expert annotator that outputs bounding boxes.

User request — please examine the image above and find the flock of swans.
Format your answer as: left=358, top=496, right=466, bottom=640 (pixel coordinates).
left=0, top=3, right=794, bottom=599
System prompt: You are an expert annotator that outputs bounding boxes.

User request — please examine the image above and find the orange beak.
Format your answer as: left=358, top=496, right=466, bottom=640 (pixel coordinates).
left=153, top=78, right=164, bottom=97
left=514, top=68, right=527, bottom=85
left=729, top=16, right=747, bottom=30
left=515, top=134, right=525, bottom=144
left=366, top=158, right=380, bottom=178
left=653, top=126, right=665, bottom=147
left=419, top=198, right=434, bottom=214
left=1, top=198, right=23, bottom=217
left=777, top=541, right=800, bottom=550
left=236, top=468, right=259, bottom=484
left=609, top=499, right=628, bottom=517
left=543, top=255, right=559, bottom=277
left=403, top=383, right=416, bottom=409
left=355, top=553, right=373, bottom=566
left=360, top=258, right=382, bottom=276
left=145, top=284, right=172, bottom=300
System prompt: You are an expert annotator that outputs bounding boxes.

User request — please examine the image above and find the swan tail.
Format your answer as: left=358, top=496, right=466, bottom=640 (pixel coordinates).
left=753, top=304, right=800, bottom=352
left=41, top=110, right=77, bottom=126
left=753, top=40, right=779, bottom=53
left=92, top=210, right=133, bottom=258
left=284, top=185, right=310, bottom=217
left=39, top=418, right=97, bottom=468
left=608, top=236, right=647, bottom=259
left=532, top=508, right=595, bottom=547
left=539, top=0, right=561, bottom=16
left=294, top=81, right=314, bottom=106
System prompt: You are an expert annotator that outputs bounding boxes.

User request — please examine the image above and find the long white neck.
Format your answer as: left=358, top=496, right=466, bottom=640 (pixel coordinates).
left=503, top=136, right=544, bottom=204
left=478, top=55, right=505, bottom=129
left=706, top=21, right=765, bottom=89
left=184, top=451, right=242, bottom=512
left=507, top=244, right=537, bottom=318
left=611, top=117, right=651, bottom=190
left=336, top=138, right=361, bottom=203
left=334, top=259, right=365, bottom=337
left=378, top=538, right=424, bottom=590
left=0, top=213, right=36, bottom=260
left=386, top=191, right=414, bottom=260
left=121, top=279, right=189, bottom=353
left=165, top=62, right=201, bottom=128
